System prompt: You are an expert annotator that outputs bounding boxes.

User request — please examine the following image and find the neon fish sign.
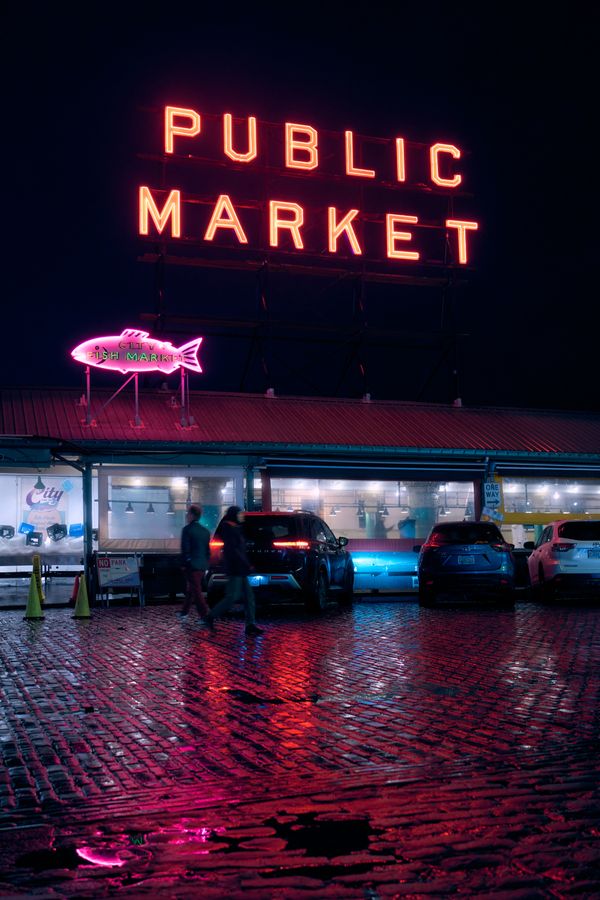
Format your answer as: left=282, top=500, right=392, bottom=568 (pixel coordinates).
left=71, top=329, right=202, bottom=375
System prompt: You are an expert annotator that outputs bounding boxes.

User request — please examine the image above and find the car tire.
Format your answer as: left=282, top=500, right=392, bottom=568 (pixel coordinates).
left=338, top=564, right=354, bottom=606
left=305, top=569, right=329, bottom=613
left=538, top=566, right=552, bottom=602
left=419, top=588, right=435, bottom=608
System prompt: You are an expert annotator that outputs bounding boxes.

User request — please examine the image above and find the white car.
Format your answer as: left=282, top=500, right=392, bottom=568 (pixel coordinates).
left=526, top=519, right=600, bottom=599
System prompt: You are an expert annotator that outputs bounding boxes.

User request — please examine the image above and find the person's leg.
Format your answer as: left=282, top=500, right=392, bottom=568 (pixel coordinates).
left=190, top=569, right=209, bottom=617
left=242, top=578, right=256, bottom=626
left=209, top=575, right=242, bottom=620
left=180, top=569, right=194, bottom=615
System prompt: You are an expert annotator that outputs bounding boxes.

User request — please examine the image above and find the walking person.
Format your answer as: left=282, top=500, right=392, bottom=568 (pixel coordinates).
left=178, top=504, right=211, bottom=621
left=202, top=506, right=264, bottom=636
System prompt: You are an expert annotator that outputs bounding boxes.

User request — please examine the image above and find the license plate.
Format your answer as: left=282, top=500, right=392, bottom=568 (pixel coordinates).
left=457, top=555, right=475, bottom=565
left=589, top=550, right=600, bottom=559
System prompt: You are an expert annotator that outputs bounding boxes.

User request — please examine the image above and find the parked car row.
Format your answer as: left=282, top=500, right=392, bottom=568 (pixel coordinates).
left=206, top=512, right=600, bottom=611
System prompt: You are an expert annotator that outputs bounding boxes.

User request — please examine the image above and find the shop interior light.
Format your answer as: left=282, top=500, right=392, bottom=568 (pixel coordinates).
left=553, top=492, right=560, bottom=500
left=146, top=502, right=155, bottom=514
left=125, top=502, right=134, bottom=514
left=34, top=475, right=45, bottom=491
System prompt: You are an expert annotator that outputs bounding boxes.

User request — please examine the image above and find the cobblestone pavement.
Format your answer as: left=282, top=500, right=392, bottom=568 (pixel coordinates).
left=0, top=601, right=599, bottom=897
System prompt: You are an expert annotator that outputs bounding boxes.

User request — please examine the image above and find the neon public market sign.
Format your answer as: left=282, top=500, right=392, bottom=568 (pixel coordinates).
left=137, top=106, right=479, bottom=270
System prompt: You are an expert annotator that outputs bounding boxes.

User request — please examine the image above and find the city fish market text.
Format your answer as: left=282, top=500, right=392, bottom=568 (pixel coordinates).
left=138, top=106, right=480, bottom=267
left=71, top=329, right=203, bottom=375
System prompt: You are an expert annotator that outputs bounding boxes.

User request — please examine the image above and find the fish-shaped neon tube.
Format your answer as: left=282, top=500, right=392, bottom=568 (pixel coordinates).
left=71, top=329, right=202, bottom=375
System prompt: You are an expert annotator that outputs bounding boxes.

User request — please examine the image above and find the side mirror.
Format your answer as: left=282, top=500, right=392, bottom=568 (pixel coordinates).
left=413, top=545, right=422, bottom=553
left=523, top=541, right=535, bottom=550
left=338, top=536, right=349, bottom=547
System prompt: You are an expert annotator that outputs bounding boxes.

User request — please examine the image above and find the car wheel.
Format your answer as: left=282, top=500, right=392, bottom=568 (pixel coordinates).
left=338, top=564, right=354, bottom=606
left=538, top=566, right=552, bottom=602
left=306, top=570, right=329, bottom=613
left=419, top=588, right=435, bottom=608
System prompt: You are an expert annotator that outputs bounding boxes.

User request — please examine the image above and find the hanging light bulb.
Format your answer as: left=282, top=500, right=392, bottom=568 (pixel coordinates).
left=125, top=502, right=134, bottom=514
left=146, top=502, right=155, bottom=514
left=34, top=475, right=45, bottom=491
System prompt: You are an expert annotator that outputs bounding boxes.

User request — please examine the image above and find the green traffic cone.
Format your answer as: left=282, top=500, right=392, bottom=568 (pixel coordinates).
left=24, top=573, right=44, bottom=620
left=73, top=575, right=91, bottom=619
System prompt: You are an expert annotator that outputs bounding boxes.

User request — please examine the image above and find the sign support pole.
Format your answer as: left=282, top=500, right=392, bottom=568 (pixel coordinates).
left=134, top=373, right=141, bottom=427
left=83, top=462, right=94, bottom=603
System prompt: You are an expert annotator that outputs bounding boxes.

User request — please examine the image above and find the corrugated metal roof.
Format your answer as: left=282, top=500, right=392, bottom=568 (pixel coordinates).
left=1, top=387, right=600, bottom=456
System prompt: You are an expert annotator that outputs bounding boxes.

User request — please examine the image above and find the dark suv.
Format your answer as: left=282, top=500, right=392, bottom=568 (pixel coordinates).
left=206, top=512, right=354, bottom=611
left=417, top=521, right=516, bottom=607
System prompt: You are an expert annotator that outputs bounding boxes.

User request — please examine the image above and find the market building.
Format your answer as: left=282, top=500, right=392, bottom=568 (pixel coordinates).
left=1, top=386, right=600, bottom=595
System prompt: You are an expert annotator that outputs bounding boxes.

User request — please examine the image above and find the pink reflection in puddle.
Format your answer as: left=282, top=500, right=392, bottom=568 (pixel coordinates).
left=76, top=847, right=126, bottom=867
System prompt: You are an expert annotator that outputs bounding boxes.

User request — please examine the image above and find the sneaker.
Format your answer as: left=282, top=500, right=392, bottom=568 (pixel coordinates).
left=245, top=624, right=265, bottom=636
left=177, top=612, right=188, bottom=619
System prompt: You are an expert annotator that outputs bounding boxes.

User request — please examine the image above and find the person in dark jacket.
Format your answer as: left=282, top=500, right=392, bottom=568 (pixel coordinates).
left=179, top=505, right=210, bottom=620
left=203, top=506, right=264, bottom=636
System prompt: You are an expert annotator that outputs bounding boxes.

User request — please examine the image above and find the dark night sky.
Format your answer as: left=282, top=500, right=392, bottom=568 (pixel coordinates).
left=5, top=5, right=596, bottom=411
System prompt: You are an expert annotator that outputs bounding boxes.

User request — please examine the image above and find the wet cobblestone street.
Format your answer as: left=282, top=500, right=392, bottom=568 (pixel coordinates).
left=1, top=600, right=599, bottom=897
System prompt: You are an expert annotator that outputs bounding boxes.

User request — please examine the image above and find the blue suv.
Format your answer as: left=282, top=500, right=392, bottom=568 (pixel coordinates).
left=417, top=521, right=515, bottom=607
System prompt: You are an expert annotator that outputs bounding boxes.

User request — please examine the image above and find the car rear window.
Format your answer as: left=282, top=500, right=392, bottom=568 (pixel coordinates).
left=244, top=516, right=298, bottom=543
left=429, top=523, right=503, bottom=545
left=557, top=522, right=600, bottom=541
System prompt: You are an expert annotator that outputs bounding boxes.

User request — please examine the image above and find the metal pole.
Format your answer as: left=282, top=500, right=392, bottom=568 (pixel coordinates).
left=83, top=462, right=94, bottom=602
left=245, top=464, right=255, bottom=512
left=85, top=366, right=92, bottom=425
left=134, top=374, right=141, bottom=427
left=180, top=367, right=187, bottom=428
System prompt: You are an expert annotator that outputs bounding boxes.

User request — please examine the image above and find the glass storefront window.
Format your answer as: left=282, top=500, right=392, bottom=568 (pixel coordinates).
left=0, top=468, right=96, bottom=560
left=98, top=467, right=242, bottom=550
left=502, top=478, right=600, bottom=516
left=270, top=478, right=475, bottom=540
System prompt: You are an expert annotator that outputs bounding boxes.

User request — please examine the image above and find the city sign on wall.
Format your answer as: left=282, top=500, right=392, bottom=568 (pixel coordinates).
left=137, top=105, right=479, bottom=278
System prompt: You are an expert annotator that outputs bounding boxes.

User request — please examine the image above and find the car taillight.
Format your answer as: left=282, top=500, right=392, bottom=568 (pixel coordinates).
left=552, top=542, right=575, bottom=553
left=209, top=540, right=224, bottom=549
left=491, top=543, right=507, bottom=551
left=273, top=540, right=310, bottom=549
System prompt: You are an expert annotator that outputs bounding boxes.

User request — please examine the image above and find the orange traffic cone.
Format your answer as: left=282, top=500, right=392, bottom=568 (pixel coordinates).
left=69, top=574, right=80, bottom=607
left=73, top=575, right=91, bottom=619
left=24, top=573, right=44, bottom=620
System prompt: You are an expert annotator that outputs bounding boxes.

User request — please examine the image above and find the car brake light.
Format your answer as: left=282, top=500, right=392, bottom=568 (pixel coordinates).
left=491, top=543, right=506, bottom=551
left=209, top=540, right=224, bottom=549
left=273, top=540, right=310, bottom=549
left=552, top=542, right=575, bottom=552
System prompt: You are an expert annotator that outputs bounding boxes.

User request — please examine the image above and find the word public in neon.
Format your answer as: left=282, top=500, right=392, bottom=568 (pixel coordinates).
left=71, top=329, right=203, bottom=375
left=139, top=106, right=480, bottom=266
